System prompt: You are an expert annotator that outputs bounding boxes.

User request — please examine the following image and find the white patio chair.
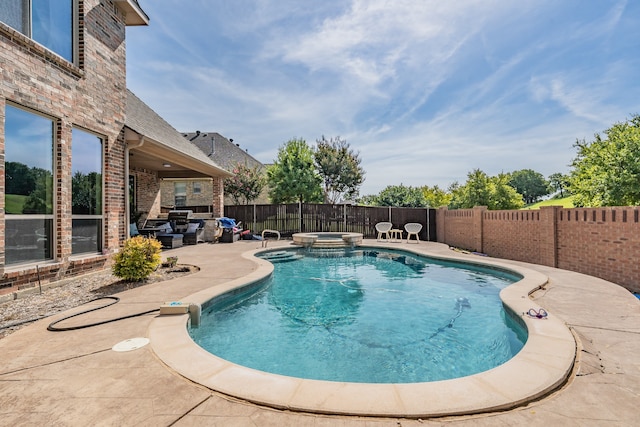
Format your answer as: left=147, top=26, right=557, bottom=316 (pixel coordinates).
left=375, top=222, right=393, bottom=241
left=404, top=222, right=423, bottom=243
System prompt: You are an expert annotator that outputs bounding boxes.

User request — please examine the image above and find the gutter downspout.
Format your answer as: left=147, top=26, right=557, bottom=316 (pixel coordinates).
left=125, top=135, right=145, bottom=237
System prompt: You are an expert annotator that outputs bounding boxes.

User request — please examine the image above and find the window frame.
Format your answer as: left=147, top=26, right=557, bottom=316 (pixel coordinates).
left=0, top=0, right=78, bottom=64
left=71, top=126, right=104, bottom=255
left=4, top=102, right=56, bottom=266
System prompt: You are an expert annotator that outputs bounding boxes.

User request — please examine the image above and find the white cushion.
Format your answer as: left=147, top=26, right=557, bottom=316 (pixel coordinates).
left=187, top=222, right=199, bottom=233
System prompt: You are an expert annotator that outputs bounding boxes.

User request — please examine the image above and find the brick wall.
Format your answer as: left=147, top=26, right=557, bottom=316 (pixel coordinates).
left=0, top=0, right=129, bottom=290
left=557, top=207, right=639, bottom=292
left=437, top=206, right=639, bottom=293
left=131, top=168, right=161, bottom=224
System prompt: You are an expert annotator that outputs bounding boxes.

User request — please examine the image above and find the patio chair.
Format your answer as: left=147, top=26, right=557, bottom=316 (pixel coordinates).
left=129, top=223, right=140, bottom=237
left=375, top=222, right=393, bottom=241
left=167, top=210, right=193, bottom=233
left=183, top=219, right=205, bottom=245
left=404, top=222, right=423, bottom=243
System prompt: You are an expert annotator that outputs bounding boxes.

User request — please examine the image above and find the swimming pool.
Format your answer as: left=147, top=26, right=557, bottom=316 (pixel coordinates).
left=190, top=248, right=526, bottom=383
left=148, top=241, right=576, bottom=417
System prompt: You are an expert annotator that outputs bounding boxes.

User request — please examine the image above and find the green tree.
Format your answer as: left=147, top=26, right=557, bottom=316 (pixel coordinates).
left=5, top=162, right=35, bottom=196
left=509, top=169, right=550, bottom=204
left=491, top=172, right=525, bottom=210
left=450, top=169, right=492, bottom=209
left=22, top=170, right=53, bottom=214
left=72, top=171, right=102, bottom=214
left=355, top=194, right=379, bottom=206
left=314, top=136, right=365, bottom=204
left=224, top=162, right=266, bottom=205
left=569, top=115, right=640, bottom=207
left=375, top=184, right=427, bottom=207
left=450, top=169, right=524, bottom=210
left=548, top=172, right=570, bottom=198
left=267, top=138, right=323, bottom=203
left=421, top=185, right=451, bottom=207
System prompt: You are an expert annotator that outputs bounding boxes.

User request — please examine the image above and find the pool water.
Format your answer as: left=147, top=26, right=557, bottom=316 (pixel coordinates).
left=190, top=248, right=527, bottom=383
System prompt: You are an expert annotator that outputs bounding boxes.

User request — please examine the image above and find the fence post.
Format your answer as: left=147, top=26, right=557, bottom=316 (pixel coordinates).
left=426, top=207, right=430, bottom=241
left=539, top=206, right=559, bottom=268
left=344, top=204, right=347, bottom=230
left=299, top=201, right=302, bottom=232
left=473, top=206, right=487, bottom=253
left=388, top=206, right=392, bottom=223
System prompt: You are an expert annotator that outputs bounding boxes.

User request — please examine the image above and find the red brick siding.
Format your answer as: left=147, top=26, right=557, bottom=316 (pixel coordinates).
left=1, top=0, right=128, bottom=289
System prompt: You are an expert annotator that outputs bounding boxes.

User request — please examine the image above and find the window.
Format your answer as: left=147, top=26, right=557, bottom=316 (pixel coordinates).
left=4, top=104, right=54, bottom=265
left=193, top=181, right=202, bottom=194
left=174, top=182, right=186, bottom=207
left=71, top=128, right=103, bottom=254
left=0, top=0, right=74, bottom=63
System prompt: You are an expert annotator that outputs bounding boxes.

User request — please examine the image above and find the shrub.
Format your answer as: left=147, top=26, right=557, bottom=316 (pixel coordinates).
left=112, top=236, right=162, bottom=281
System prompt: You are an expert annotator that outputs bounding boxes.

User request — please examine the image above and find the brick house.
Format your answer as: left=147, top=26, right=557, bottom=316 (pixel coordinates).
left=0, top=1, right=230, bottom=292
left=160, top=131, right=268, bottom=208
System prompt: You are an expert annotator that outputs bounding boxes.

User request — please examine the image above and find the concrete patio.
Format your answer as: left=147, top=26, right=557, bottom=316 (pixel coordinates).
left=0, top=240, right=638, bottom=426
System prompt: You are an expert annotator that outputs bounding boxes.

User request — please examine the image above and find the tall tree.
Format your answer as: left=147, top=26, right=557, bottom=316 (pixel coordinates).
left=450, top=169, right=492, bottom=209
left=267, top=138, right=323, bottom=203
left=491, top=172, right=525, bottom=210
left=509, top=169, right=550, bottom=204
left=224, top=162, right=266, bottom=205
left=548, top=172, right=570, bottom=198
left=314, top=136, right=365, bottom=204
left=569, top=115, right=640, bottom=207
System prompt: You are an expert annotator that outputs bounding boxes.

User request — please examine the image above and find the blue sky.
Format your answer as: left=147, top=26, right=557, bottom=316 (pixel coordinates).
left=126, top=0, right=639, bottom=196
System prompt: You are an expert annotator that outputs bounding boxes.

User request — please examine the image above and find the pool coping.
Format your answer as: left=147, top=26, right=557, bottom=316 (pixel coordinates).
left=148, top=243, right=576, bottom=418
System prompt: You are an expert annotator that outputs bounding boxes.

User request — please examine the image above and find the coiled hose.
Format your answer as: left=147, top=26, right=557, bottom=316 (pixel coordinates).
left=47, top=296, right=159, bottom=331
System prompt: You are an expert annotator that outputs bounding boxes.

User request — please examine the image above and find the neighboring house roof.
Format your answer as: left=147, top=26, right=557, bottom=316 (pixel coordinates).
left=125, top=90, right=231, bottom=178
left=182, top=131, right=265, bottom=171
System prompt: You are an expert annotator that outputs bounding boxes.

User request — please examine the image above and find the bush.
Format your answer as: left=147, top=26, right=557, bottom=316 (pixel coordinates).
left=112, top=236, right=162, bottom=281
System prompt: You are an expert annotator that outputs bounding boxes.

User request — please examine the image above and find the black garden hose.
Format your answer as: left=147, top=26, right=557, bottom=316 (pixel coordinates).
left=47, top=296, right=159, bottom=331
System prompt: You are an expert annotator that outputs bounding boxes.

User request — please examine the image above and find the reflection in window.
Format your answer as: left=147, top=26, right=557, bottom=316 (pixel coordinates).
left=4, top=104, right=54, bottom=265
left=72, top=128, right=103, bottom=254
left=0, top=0, right=74, bottom=62
left=175, top=182, right=186, bottom=207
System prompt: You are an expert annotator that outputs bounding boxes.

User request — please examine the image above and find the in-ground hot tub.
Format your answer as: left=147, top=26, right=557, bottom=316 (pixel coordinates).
left=292, top=232, right=363, bottom=248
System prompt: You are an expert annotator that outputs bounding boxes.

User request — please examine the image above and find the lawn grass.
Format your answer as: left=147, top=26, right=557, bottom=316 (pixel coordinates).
left=5, top=194, right=27, bottom=214
left=523, top=195, right=574, bottom=210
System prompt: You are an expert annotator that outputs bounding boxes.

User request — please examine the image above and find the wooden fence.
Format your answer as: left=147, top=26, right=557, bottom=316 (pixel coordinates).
left=224, top=203, right=436, bottom=241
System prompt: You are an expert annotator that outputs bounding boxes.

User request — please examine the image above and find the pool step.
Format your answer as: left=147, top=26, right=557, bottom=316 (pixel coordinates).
left=261, top=251, right=303, bottom=263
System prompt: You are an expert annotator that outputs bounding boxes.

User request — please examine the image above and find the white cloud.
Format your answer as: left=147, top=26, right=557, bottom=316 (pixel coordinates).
left=127, top=0, right=640, bottom=195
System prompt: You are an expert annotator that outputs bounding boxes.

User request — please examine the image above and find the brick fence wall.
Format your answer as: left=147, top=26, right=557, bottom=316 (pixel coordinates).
left=436, top=206, right=639, bottom=293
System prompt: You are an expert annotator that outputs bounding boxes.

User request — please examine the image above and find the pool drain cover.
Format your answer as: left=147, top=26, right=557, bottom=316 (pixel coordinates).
left=112, top=337, right=150, bottom=352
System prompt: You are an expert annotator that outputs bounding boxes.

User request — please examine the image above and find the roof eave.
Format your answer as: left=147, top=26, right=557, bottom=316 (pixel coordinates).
left=126, top=128, right=233, bottom=178
left=114, top=0, right=149, bottom=26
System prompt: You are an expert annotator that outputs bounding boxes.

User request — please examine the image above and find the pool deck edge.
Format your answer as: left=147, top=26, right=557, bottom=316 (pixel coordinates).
left=148, top=241, right=577, bottom=418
